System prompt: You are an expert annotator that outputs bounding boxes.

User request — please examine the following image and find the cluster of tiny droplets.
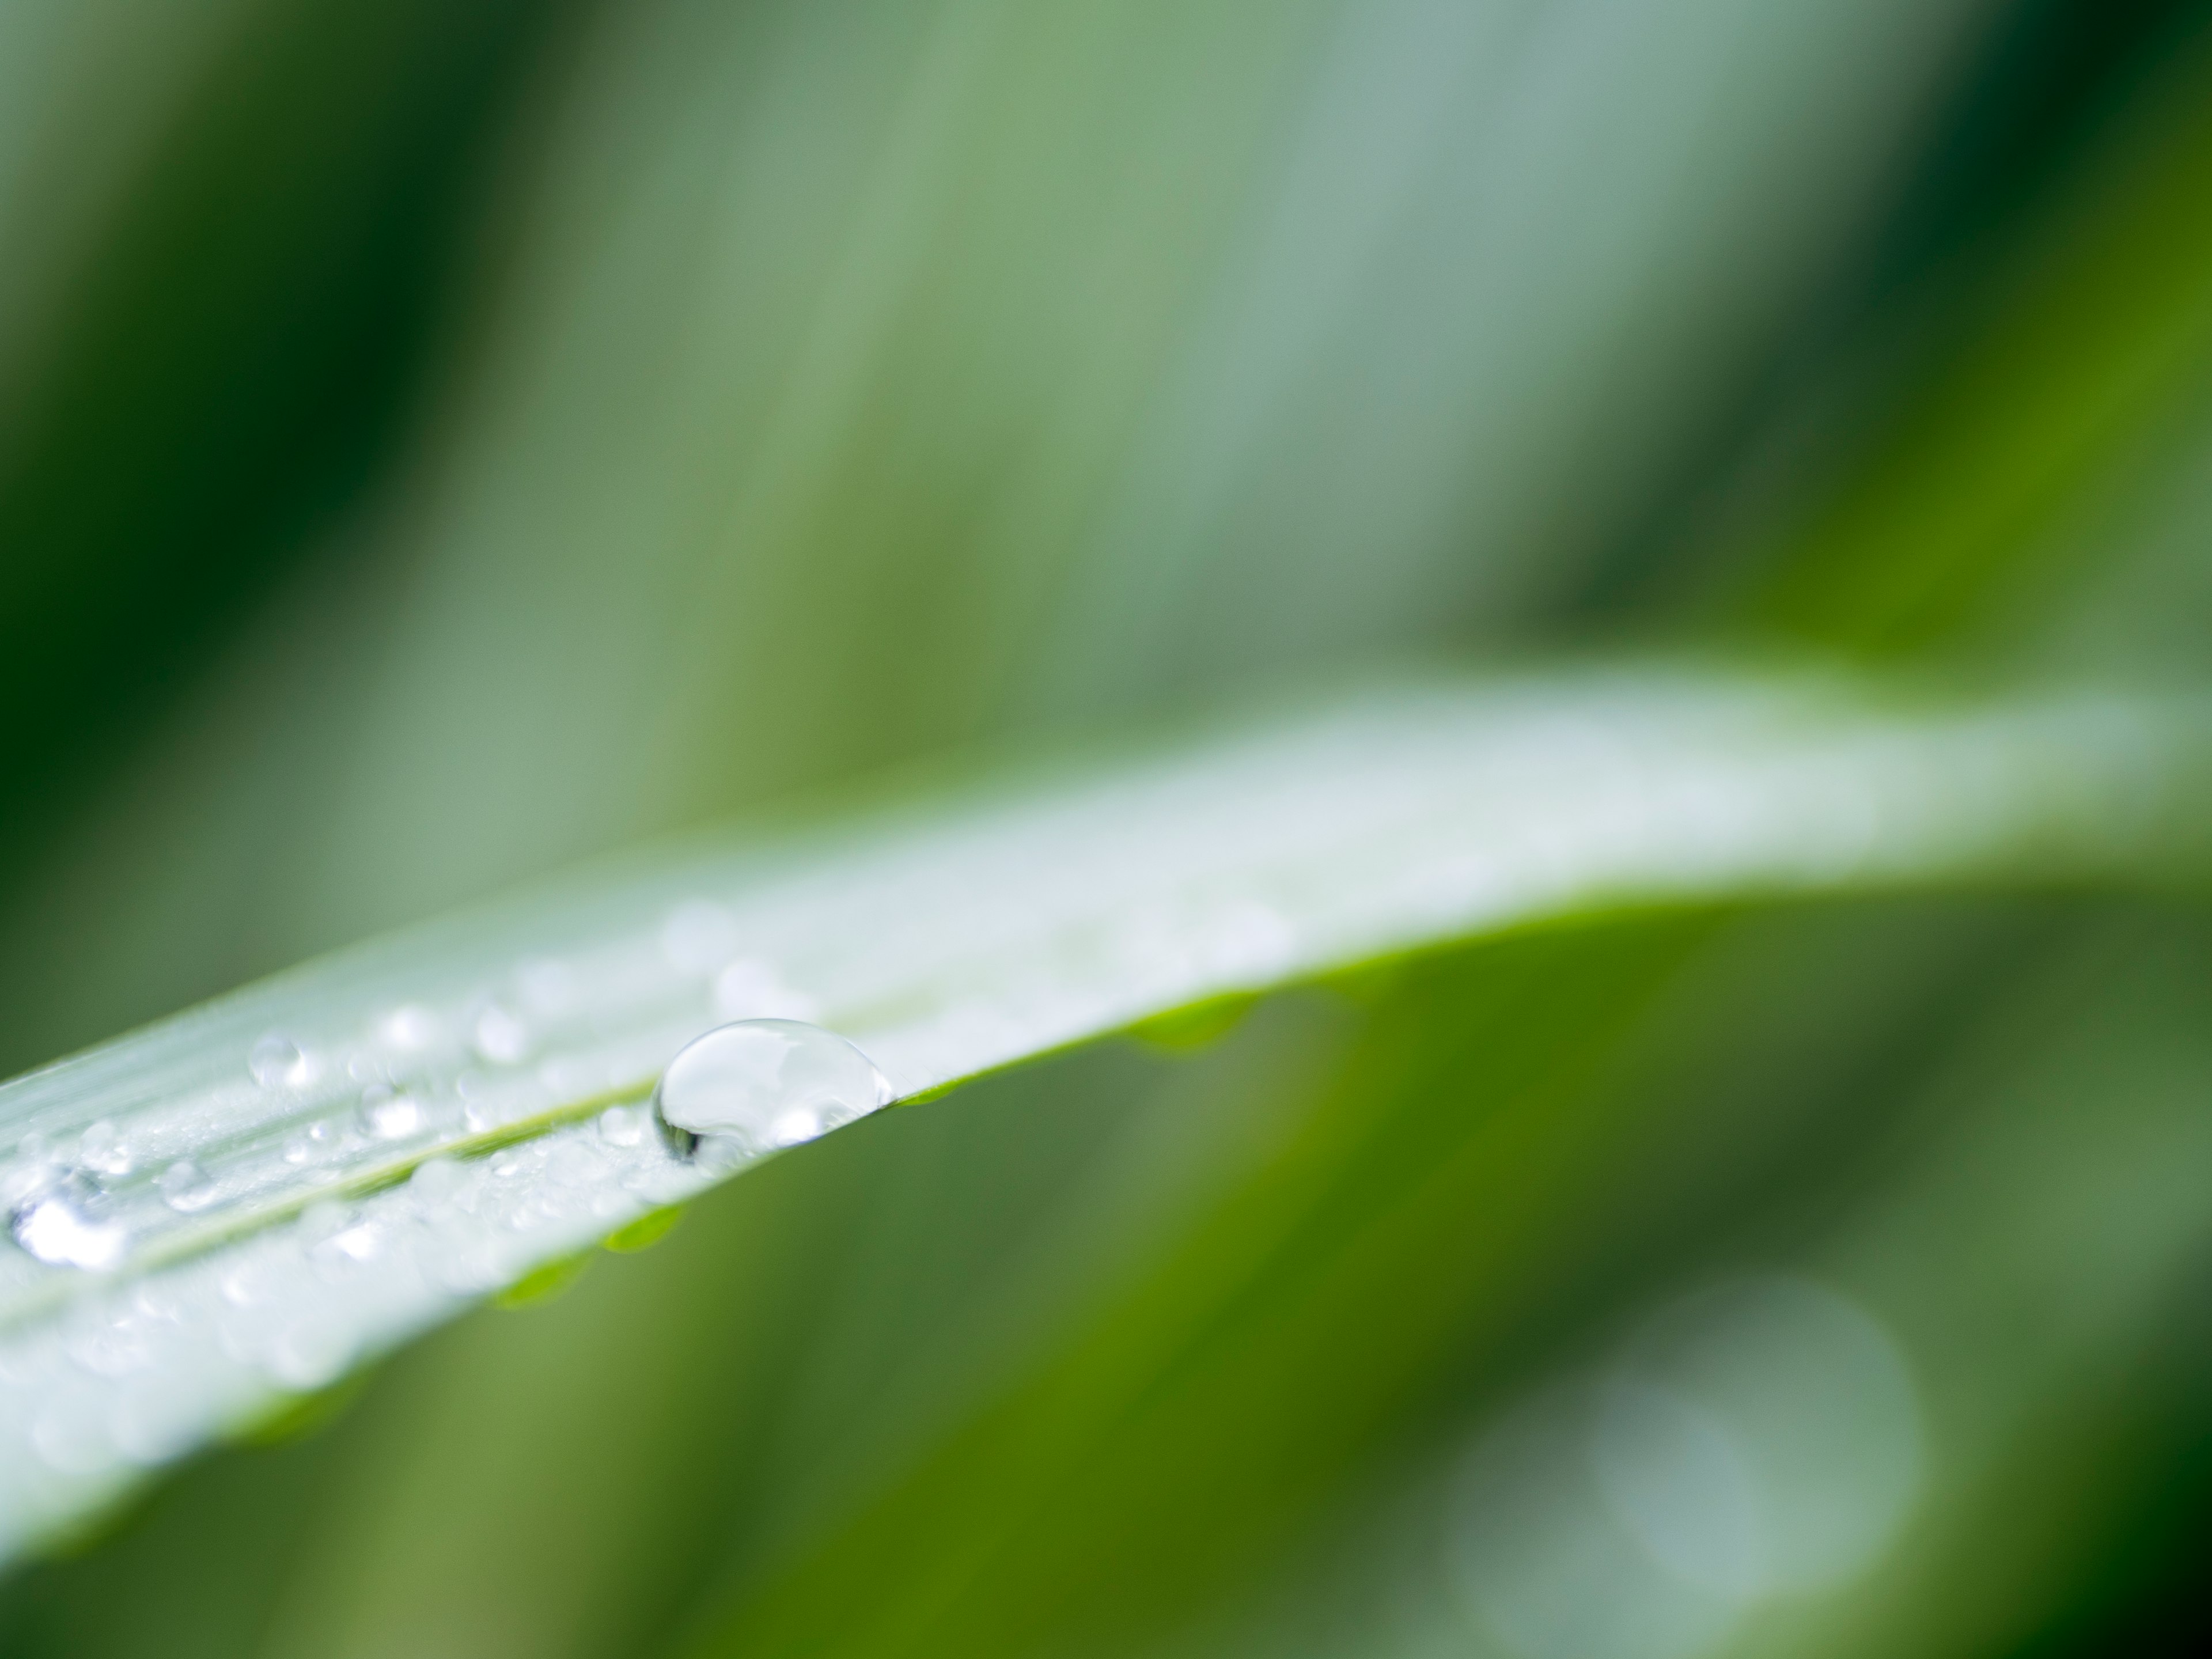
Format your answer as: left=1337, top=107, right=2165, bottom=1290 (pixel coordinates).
left=0, top=897, right=838, bottom=1298
left=0, top=1108, right=724, bottom=1544
left=0, top=880, right=891, bottom=1547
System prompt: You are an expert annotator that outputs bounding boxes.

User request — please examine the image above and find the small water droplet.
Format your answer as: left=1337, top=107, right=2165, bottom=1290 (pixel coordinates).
left=66, top=1306, right=151, bottom=1377
left=77, top=1120, right=134, bottom=1176
left=249, top=1032, right=311, bottom=1088
left=282, top=1119, right=342, bottom=1167
left=653, top=1020, right=894, bottom=1157
left=357, top=1084, right=427, bottom=1141
left=472, top=1003, right=531, bottom=1065
left=597, top=1105, right=646, bottom=1147
left=158, top=1158, right=218, bottom=1213
left=378, top=1003, right=440, bottom=1050
left=315, top=1222, right=381, bottom=1266
left=10, top=1176, right=127, bottom=1270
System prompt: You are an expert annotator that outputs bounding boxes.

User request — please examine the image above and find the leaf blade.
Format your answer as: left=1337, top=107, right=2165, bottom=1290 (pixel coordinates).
left=0, top=662, right=2201, bottom=1554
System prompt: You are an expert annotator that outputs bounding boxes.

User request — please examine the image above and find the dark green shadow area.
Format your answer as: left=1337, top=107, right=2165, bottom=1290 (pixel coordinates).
left=0, top=0, right=579, bottom=873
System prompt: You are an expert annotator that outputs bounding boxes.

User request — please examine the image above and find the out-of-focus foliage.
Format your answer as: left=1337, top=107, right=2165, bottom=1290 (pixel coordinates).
left=0, top=0, right=2209, bottom=1654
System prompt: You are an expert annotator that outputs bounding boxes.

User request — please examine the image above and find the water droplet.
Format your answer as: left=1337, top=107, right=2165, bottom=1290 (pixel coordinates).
left=249, top=1032, right=311, bottom=1088
left=158, top=1158, right=218, bottom=1213
left=378, top=1003, right=440, bottom=1050
left=597, top=1105, right=646, bottom=1147
left=357, top=1084, right=426, bottom=1141
left=66, top=1306, right=151, bottom=1377
left=282, top=1119, right=342, bottom=1168
left=10, top=1176, right=127, bottom=1270
left=320, top=1223, right=381, bottom=1266
left=76, top=1119, right=134, bottom=1176
left=472, top=1003, right=531, bottom=1065
left=653, top=1020, right=894, bottom=1157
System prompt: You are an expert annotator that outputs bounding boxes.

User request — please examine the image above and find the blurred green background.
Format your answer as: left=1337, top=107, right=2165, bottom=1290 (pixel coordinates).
left=2, top=0, right=2211, bottom=1653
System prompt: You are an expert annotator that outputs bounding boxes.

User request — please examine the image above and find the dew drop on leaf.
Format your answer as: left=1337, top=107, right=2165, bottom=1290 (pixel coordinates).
left=653, top=1019, right=894, bottom=1156
left=75, top=1120, right=134, bottom=1176
left=378, top=1003, right=440, bottom=1050
left=158, top=1158, right=218, bottom=1213
left=9, top=1174, right=127, bottom=1270
left=248, top=1032, right=310, bottom=1088
left=597, top=1104, right=646, bottom=1147
left=357, top=1085, right=426, bottom=1141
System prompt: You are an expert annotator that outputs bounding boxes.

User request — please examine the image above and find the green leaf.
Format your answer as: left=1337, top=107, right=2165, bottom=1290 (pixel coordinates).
left=0, top=662, right=2202, bottom=1557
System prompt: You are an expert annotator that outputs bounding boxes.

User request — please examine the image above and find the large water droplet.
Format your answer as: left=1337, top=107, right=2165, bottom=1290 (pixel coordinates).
left=10, top=1175, right=127, bottom=1270
left=653, top=1020, right=894, bottom=1156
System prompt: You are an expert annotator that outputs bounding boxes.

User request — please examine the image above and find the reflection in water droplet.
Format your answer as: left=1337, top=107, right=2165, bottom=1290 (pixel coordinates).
left=10, top=1177, right=127, bottom=1270
left=158, top=1158, right=218, bottom=1213
left=379, top=1004, right=440, bottom=1050
left=328, top=1224, right=380, bottom=1264
left=653, top=1020, right=894, bottom=1157
left=249, top=1033, right=310, bottom=1088
left=358, top=1085, right=426, bottom=1142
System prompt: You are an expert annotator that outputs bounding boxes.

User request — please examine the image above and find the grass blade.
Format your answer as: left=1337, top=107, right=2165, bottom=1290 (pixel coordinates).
left=0, top=661, right=2201, bottom=1553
